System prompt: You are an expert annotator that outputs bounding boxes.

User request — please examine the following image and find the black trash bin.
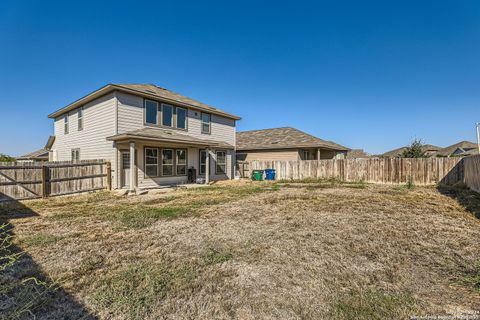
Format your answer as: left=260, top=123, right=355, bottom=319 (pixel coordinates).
left=187, top=167, right=196, bottom=183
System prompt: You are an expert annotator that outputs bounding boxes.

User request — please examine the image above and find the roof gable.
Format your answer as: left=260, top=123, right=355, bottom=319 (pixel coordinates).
left=436, top=141, right=477, bottom=156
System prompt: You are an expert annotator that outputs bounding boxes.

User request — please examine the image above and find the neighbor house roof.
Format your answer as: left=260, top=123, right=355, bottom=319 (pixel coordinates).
left=45, top=136, right=55, bottom=150
left=346, top=149, right=370, bottom=159
left=17, top=149, right=49, bottom=161
left=106, top=127, right=234, bottom=149
left=382, top=144, right=441, bottom=158
left=435, top=141, right=478, bottom=157
left=48, top=84, right=241, bottom=120
left=236, top=127, right=349, bottom=151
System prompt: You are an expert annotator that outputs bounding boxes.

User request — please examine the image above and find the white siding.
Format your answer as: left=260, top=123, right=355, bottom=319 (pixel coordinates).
left=51, top=92, right=117, bottom=180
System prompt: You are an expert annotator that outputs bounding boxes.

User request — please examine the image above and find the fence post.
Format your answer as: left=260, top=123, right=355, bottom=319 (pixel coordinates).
left=41, top=165, right=49, bottom=198
left=106, top=161, right=112, bottom=190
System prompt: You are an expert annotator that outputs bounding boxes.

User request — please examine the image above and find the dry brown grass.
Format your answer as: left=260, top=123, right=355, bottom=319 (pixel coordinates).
left=1, top=180, right=480, bottom=319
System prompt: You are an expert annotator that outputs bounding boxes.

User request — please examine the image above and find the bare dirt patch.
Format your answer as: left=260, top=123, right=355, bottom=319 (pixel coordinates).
left=1, top=181, right=480, bottom=319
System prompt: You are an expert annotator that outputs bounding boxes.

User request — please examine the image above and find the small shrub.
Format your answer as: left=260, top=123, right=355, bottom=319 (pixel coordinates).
left=0, top=154, right=15, bottom=162
left=406, top=176, right=415, bottom=190
left=402, top=139, right=427, bottom=158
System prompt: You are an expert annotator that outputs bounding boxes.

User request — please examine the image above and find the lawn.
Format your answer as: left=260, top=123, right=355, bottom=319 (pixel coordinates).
left=1, top=180, right=480, bottom=319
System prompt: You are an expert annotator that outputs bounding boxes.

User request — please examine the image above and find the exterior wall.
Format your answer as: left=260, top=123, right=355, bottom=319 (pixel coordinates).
left=52, top=93, right=117, bottom=161
left=238, top=149, right=301, bottom=161
left=116, top=142, right=233, bottom=188
left=321, top=150, right=347, bottom=159
left=116, top=92, right=236, bottom=146
left=51, top=92, right=117, bottom=182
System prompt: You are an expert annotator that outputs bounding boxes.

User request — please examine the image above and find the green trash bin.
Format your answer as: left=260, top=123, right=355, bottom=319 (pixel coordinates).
left=252, top=170, right=264, bottom=181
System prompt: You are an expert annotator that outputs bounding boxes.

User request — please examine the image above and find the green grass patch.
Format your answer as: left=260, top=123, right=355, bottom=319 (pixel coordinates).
left=91, top=262, right=198, bottom=320
left=202, top=247, right=234, bottom=265
left=112, top=206, right=192, bottom=229
left=328, top=289, right=417, bottom=320
left=457, top=260, right=480, bottom=293
left=21, top=233, right=64, bottom=247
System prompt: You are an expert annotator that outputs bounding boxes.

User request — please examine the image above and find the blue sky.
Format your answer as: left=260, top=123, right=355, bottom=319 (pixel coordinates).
left=0, top=0, right=479, bottom=156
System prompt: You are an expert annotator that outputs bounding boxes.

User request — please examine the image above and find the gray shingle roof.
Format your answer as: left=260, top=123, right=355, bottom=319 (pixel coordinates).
left=435, top=141, right=478, bottom=156
left=382, top=144, right=441, bottom=158
left=236, top=127, right=349, bottom=151
left=114, top=84, right=240, bottom=120
left=107, top=127, right=234, bottom=149
left=17, top=149, right=49, bottom=160
left=49, top=84, right=241, bottom=120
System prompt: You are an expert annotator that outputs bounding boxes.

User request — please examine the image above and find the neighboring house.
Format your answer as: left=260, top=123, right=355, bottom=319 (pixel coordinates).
left=346, top=149, right=370, bottom=159
left=17, top=149, right=49, bottom=162
left=236, top=127, right=349, bottom=161
left=382, top=144, right=440, bottom=158
left=435, top=141, right=478, bottom=157
left=47, top=84, right=241, bottom=190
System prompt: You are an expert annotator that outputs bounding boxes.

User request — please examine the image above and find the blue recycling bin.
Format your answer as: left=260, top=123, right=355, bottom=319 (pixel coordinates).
left=264, top=169, right=276, bottom=180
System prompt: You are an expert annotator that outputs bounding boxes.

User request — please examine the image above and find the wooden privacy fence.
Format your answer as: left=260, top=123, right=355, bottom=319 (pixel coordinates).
left=0, top=160, right=111, bottom=201
left=463, top=155, right=480, bottom=192
left=246, top=157, right=466, bottom=185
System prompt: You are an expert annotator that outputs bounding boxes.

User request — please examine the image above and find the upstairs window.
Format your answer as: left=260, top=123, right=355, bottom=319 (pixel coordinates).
left=78, top=107, right=83, bottom=131
left=176, top=107, right=187, bottom=130
left=201, top=113, right=211, bottom=134
left=145, top=100, right=158, bottom=125
left=162, top=104, right=173, bottom=127
left=64, top=115, right=69, bottom=134
left=144, top=99, right=188, bottom=130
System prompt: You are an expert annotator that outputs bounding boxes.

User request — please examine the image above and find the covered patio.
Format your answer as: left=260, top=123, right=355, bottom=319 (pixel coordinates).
left=107, top=128, right=235, bottom=190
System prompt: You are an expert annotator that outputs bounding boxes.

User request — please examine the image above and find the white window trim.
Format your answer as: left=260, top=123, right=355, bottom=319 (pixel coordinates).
left=64, top=115, right=69, bottom=134
left=175, top=107, right=188, bottom=130
left=144, top=99, right=159, bottom=125
left=161, top=104, right=174, bottom=128
left=161, top=149, right=174, bottom=176
left=199, top=149, right=207, bottom=175
left=201, top=113, right=211, bottom=134
left=215, top=150, right=227, bottom=175
left=175, top=149, right=187, bottom=176
left=303, top=150, right=309, bottom=160
left=144, top=147, right=159, bottom=177
left=71, top=148, right=80, bottom=162
left=78, top=107, right=83, bottom=131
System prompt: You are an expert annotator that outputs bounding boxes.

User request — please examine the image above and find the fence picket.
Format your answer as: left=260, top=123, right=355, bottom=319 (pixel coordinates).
left=0, top=160, right=111, bottom=201
left=239, top=157, right=475, bottom=187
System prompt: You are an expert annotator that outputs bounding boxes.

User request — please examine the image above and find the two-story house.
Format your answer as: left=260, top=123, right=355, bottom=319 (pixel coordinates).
left=47, top=84, right=240, bottom=190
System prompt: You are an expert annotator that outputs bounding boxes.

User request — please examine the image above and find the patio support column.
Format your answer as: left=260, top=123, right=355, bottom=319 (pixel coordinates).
left=317, top=148, right=321, bottom=160
left=129, top=141, right=136, bottom=191
left=205, top=148, right=210, bottom=184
